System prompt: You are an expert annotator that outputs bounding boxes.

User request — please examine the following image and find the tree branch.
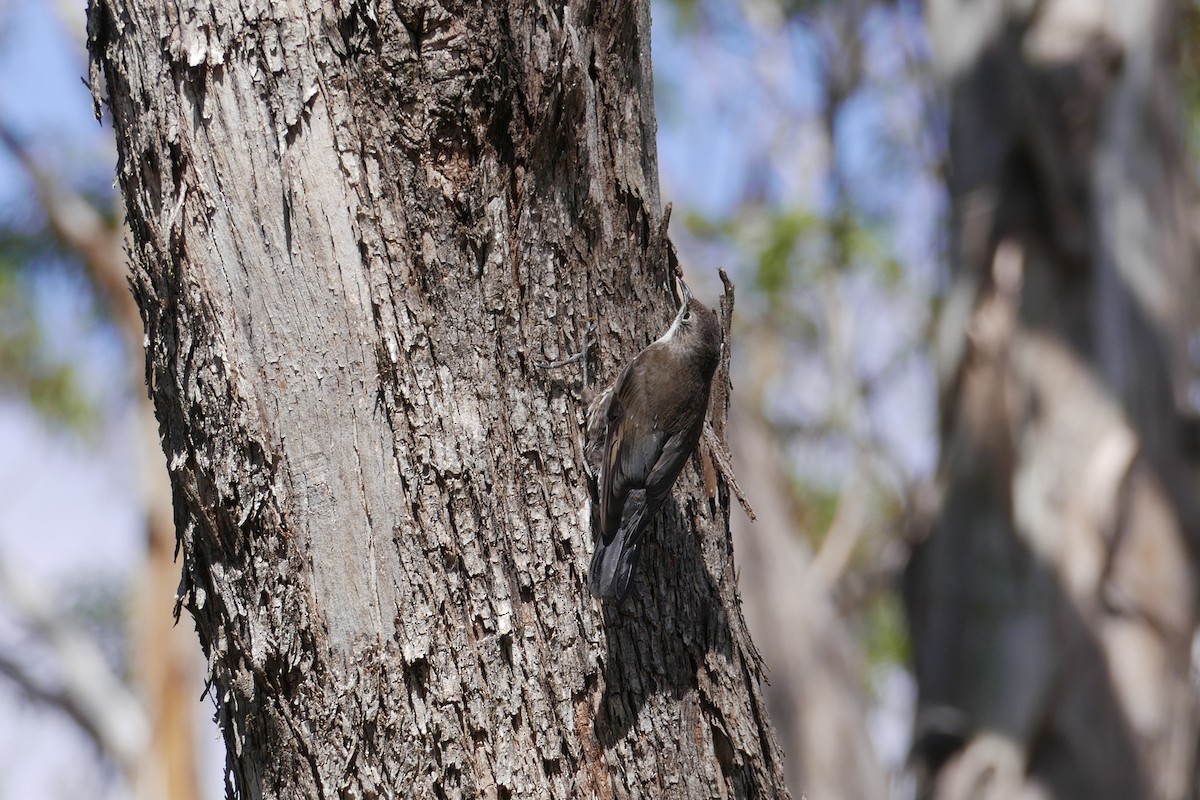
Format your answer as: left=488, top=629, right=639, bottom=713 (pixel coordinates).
left=0, top=547, right=149, bottom=778
left=0, top=119, right=138, bottom=345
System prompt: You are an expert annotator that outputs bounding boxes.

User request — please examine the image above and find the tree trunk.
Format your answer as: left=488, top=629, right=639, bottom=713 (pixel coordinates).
left=909, top=1, right=1200, bottom=798
left=86, top=1, right=790, bottom=797
left=729, top=403, right=887, bottom=799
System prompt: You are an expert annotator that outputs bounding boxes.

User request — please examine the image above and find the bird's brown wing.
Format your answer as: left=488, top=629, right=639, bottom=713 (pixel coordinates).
left=598, top=364, right=666, bottom=544
left=640, top=421, right=702, bottom=508
left=591, top=390, right=698, bottom=600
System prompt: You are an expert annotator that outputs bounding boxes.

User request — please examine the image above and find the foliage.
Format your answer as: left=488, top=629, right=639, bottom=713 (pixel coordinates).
left=0, top=140, right=121, bottom=435
left=1177, top=1, right=1200, bottom=164
left=657, top=0, right=944, bottom=711
left=863, top=588, right=910, bottom=669
left=0, top=256, right=94, bottom=433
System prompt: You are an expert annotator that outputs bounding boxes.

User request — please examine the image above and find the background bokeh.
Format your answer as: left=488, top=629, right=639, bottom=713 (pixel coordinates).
left=1, top=0, right=1196, bottom=797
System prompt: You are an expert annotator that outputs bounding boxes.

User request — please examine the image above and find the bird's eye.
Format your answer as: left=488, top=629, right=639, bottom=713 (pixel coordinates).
left=683, top=310, right=692, bottom=322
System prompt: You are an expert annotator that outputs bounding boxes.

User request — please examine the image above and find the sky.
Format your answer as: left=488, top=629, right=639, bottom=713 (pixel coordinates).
left=0, top=0, right=938, bottom=795
left=652, top=0, right=941, bottom=487
left=0, top=2, right=226, bottom=797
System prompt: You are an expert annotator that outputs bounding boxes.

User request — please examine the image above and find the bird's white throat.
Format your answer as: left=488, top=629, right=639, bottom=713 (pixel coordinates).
left=655, top=309, right=686, bottom=345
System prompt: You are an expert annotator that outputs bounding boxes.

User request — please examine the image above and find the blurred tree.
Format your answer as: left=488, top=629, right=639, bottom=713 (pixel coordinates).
left=0, top=11, right=203, bottom=796
left=907, top=1, right=1200, bottom=797
left=658, top=0, right=941, bottom=794
left=87, top=0, right=790, bottom=797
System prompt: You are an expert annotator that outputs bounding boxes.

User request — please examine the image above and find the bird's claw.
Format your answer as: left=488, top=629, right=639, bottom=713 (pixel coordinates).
left=539, top=323, right=598, bottom=385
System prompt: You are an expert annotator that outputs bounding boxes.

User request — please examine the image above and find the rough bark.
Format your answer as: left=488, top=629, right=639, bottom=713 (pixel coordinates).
left=86, top=1, right=790, bottom=798
left=909, top=2, right=1200, bottom=798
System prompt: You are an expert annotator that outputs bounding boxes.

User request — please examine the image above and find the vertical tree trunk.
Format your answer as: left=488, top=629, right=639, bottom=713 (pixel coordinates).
left=87, top=1, right=790, bottom=797
left=729, top=404, right=887, bottom=799
left=910, top=1, right=1200, bottom=798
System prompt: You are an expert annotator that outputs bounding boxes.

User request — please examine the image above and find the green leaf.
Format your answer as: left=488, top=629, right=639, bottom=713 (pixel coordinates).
left=0, top=260, right=96, bottom=434
left=757, top=210, right=819, bottom=297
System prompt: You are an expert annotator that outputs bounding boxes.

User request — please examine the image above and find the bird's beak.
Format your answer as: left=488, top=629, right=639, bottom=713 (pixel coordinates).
left=680, top=280, right=693, bottom=303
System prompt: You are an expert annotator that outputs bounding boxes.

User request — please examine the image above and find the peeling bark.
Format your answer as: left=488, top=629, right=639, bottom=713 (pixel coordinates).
left=86, top=1, right=789, bottom=797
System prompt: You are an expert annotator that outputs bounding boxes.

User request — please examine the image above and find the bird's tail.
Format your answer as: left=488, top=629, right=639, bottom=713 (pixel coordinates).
left=588, top=491, right=649, bottom=602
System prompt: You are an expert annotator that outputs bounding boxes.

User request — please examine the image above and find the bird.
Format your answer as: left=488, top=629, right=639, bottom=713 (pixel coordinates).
left=584, top=293, right=722, bottom=602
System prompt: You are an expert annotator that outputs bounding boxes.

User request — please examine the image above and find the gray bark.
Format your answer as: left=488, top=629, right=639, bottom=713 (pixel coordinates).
left=86, top=1, right=790, bottom=798
left=910, top=1, right=1200, bottom=798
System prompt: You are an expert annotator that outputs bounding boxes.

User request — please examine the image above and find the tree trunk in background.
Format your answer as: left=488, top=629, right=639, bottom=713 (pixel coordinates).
left=87, top=1, right=790, bottom=797
left=909, top=2, right=1200, bottom=798
left=131, top=402, right=202, bottom=800
left=8, top=131, right=203, bottom=797
left=730, top=402, right=887, bottom=799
